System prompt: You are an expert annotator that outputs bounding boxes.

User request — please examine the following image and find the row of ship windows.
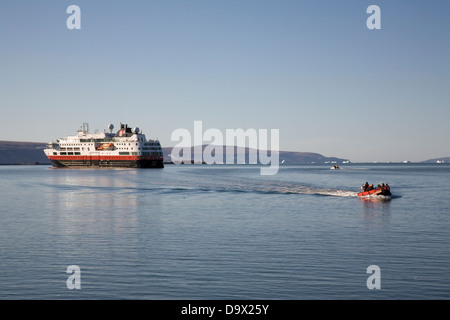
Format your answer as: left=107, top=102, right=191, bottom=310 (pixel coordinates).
left=53, top=152, right=163, bottom=156
left=59, top=147, right=161, bottom=151
left=61, top=141, right=161, bottom=146
left=55, top=152, right=81, bottom=155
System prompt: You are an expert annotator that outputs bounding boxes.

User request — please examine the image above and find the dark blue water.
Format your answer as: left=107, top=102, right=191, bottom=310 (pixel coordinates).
left=0, top=163, right=449, bottom=299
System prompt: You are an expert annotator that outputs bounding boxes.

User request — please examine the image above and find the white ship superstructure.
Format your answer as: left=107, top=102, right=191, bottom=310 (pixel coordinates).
left=44, top=123, right=164, bottom=168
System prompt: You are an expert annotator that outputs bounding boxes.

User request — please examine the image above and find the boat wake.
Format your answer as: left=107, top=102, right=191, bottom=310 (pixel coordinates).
left=185, top=181, right=359, bottom=198
left=43, top=178, right=359, bottom=198
left=314, top=189, right=359, bottom=197
left=270, top=185, right=358, bottom=197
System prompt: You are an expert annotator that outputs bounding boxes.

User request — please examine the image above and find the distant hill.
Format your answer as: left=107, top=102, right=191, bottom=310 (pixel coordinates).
left=279, top=150, right=347, bottom=165
left=421, top=157, right=450, bottom=164
left=0, top=141, right=349, bottom=165
left=162, top=145, right=349, bottom=165
left=0, top=141, right=50, bottom=165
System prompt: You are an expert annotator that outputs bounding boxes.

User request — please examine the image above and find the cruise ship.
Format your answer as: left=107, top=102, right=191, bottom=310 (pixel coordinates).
left=44, top=123, right=164, bottom=168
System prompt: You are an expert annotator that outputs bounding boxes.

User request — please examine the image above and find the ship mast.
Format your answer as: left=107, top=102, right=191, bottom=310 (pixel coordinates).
left=78, top=123, right=89, bottom=135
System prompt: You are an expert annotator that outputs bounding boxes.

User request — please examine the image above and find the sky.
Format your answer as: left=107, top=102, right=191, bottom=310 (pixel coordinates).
left=0, top=0, right=449, bottom=162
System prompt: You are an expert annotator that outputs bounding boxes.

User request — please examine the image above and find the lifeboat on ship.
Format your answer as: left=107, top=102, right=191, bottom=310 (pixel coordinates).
left=97, top=143, right=115, bottom=151
left=358, top=182, right=391, bottom=198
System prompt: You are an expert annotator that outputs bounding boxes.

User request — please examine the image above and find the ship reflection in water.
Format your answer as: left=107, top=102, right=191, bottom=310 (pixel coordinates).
left=44, top=169, right=162, bottom=239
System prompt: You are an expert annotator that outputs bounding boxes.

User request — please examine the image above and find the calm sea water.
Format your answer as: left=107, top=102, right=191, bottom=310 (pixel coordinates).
left=0, top=163, right=449, bottom=300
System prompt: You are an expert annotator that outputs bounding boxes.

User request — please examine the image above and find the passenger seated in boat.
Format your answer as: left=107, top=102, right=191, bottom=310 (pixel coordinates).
left=362, top=182, right=369, bottom=191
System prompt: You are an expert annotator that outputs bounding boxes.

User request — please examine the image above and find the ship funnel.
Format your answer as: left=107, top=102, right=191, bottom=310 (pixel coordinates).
left=108, top=123, right=114, bottom=133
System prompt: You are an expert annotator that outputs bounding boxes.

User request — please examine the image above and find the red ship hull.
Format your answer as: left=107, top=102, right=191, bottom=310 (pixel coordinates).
left=48, top=155, right=164, bottom=168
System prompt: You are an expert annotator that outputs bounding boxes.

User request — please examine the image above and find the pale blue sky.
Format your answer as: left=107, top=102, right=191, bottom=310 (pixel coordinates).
left=1, top=0, right=449, bottom=162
